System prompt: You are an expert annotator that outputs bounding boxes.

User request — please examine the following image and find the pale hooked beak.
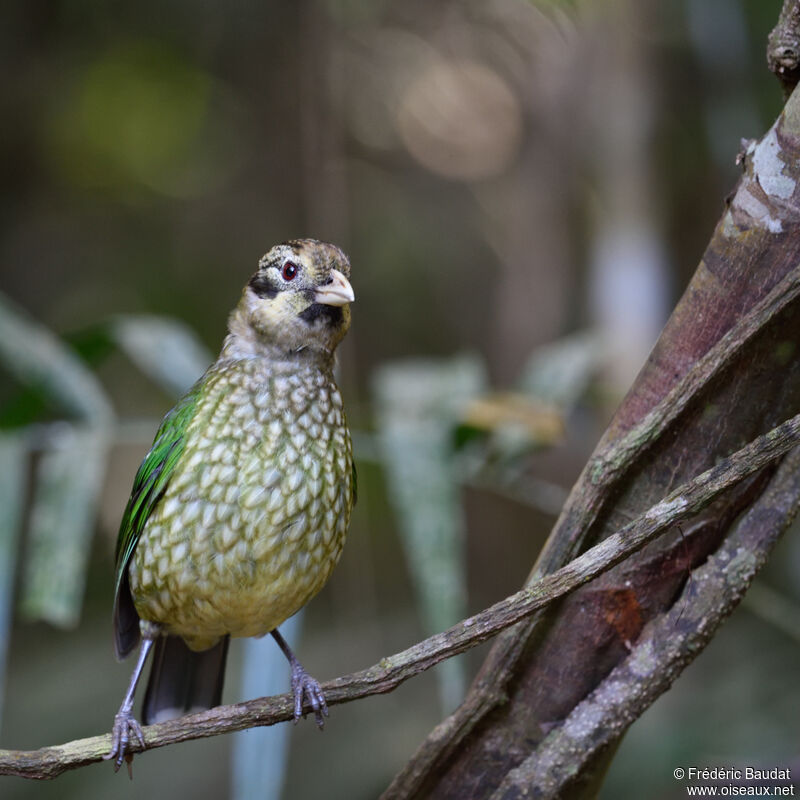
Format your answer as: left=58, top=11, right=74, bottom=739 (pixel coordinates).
left=314, top=269, right=355, bottom=306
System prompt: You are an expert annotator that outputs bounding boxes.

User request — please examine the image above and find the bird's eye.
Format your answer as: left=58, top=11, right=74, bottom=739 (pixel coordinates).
left=282, top=261, right=299, bottom=281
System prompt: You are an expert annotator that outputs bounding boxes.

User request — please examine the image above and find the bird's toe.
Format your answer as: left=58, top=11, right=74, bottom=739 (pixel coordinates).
left=105, top=709, right=145, bottom=772
left=290, top=664, right=328, bottom=728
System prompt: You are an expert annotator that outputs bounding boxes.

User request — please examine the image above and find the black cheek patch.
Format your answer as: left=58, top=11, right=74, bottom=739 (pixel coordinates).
left=248, top=274, right=279, bottom=299
left=299, top=303, right=343, bottom=326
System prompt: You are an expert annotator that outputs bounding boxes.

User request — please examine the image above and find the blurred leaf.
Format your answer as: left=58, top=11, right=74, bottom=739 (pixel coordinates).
left=0, top=433, right=27, bottom=729
left=65, top=323, right=119, bottom=367
left=0, top=295, right=113, bottom=425
left=460, top=392, right=564, bottom=448
left=111, top=314, right=212, bottom=396
left=46, top=39, right=241, bottom=197
left=373, top=354, right=487, bottom=712
left=20, top=426, right=109, bottom=627
left=0, top=384, right=56, bottom=430
left=2, top=308, right=212, bottom=628
left=0, top=324, right=116, bottom=429
left=518, top=328, right=606, bottom=410
left=456, top=389, right=569, bottom=516
left=231, top=613, right=303, bottom=800
left=0, top=295, right=113, bottom=627
left=1, top=315, right=211, bottom=428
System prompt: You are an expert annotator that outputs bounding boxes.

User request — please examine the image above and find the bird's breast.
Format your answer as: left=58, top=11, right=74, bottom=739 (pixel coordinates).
left=128, top=359, right=354, bottom=649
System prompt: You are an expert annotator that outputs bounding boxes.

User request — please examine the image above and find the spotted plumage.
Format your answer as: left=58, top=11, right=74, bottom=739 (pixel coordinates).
left=106, top=239, right=356, bottom=770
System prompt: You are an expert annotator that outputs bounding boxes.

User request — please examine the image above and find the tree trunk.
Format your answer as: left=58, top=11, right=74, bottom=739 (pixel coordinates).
left=385, top=35, right=800, bottom=800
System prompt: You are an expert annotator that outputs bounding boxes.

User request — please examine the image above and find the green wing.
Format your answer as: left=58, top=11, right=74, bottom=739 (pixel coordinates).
left=113, top=380, right=203, bottom=658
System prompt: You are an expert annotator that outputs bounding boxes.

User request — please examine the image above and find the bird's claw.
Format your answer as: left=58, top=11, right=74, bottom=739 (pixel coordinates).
left=104, top=707, right=146, bottom=773
left=290, top=663, right=329, bottom=728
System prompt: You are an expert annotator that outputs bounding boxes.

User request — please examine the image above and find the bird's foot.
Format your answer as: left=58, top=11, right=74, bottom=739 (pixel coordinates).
left=104, top=706, right=146, bottom=774
left=290, top=661, right=329, bottom=728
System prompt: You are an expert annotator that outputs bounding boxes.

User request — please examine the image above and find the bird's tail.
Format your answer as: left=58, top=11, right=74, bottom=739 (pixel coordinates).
left=142, top=635, right=230, bottom=725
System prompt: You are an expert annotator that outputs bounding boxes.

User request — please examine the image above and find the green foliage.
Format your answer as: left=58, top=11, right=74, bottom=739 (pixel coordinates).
left=0, top=295, right=212, bottom=732
left=0, top=295, right=113, bottom=629
left=0, top=433, right=27, bottom=724
left=21, top=427, right=108, bottom=627
left=373, top=355, right=487, bottom=712
left=45, top=40, right=239, bottom=197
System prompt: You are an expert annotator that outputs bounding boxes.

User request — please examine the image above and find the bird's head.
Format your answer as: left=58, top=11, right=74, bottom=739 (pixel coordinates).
left=226, top=239, right=354, bottom=361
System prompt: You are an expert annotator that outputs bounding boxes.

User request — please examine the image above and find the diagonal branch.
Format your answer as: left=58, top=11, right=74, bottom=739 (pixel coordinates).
left=489, top=445, right=800, bottom=798
left=3, top=410, right=800, bottom=780
left=534, top=261, right=800, bottom=578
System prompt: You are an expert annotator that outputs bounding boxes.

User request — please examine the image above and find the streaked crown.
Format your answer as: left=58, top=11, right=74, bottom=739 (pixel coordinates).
left=227, top=239, right=354, bottom=359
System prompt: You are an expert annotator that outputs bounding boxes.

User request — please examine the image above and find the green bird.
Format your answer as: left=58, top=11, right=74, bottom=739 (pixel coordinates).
left=106, top=239, right=356, bottom=770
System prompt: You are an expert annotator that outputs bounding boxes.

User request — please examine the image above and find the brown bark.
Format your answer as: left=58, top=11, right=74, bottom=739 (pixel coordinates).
left=769, top=0, right=800, bottom=97
left=385, top=69, right=800, bottom=800
left=488, top=447, right=800, bottom=799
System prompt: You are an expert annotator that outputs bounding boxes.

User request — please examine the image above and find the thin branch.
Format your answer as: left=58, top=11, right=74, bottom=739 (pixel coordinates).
left=3, top=410, right=800, bottom=780
left=489, top=445, right=800, bottom=798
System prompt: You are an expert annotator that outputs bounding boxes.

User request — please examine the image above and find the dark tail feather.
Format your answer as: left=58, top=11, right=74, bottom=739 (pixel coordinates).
left=142, top=635, right=230, bottom=725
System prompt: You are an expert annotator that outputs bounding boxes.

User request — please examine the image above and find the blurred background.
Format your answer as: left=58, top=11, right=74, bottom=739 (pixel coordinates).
left=1, top=0, right=799, bottom=798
